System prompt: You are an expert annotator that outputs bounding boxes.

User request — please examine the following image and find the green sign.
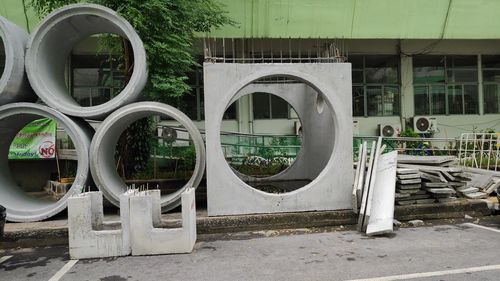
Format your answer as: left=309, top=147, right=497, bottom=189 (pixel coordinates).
left=9, top=118, right=57, bottom=160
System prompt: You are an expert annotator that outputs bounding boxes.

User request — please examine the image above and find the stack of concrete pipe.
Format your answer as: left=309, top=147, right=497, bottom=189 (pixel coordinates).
left=0, top=4, right=205, bottom=222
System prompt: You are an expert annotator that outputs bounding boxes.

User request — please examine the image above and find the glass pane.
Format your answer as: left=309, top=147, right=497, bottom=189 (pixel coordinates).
left=448, top=85, right=463, bottom=114
left=349, top=55, right=363, bottom=69
left=463, top=85, right=478, bottom=114
left=365, top=55, right=398, bottom=84
left=73, top=69, right=99, bottom=86
left=447, top=69, right=477, bottom=83
left=224, top=103, right=237, bottom=120
left=430, top=85, right=446, bottom=115
left=91, top=88, right=112, bottom=106
left=179, top=92, right=198, bottom=120
left=413, top=55, right=445, bottom=84
left=367, top=86, right=383, bottom=116
left=482, top=70, right=500, bottom=82
left=414, top=86, right=429, bottom=115
left=352, top=70, right=363, bottom=84
left=447, top=55, right=477, bottom=69
left=253, top=92, right=270, bottom=119
left=73, top=88, right=91, bottom=106
left=482, top=55, right=500, bottom=68
left=352, top=86, right=364, bottom=117
left=270, top=95, right=289, bottom=119
left=484, top=84, right=500, bottom=114
left=383, top=86, right=399, bottom=116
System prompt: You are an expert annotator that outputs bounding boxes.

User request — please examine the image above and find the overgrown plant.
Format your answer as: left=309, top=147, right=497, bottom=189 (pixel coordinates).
left=29, top=0, right=232, bottom=178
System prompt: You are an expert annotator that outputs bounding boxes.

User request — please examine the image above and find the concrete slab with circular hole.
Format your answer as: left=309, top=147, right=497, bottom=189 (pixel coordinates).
left=204, top=63, right=353, bottom=216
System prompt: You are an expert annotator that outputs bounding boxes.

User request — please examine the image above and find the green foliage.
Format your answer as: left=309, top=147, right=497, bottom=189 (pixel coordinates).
left=29, top=0, right=232, bottom=178
left=29, top=0, right=232, bottom=103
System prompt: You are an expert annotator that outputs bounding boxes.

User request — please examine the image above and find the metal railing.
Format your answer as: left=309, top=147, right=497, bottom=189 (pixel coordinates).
left=458, top=133, right=500, bottom=171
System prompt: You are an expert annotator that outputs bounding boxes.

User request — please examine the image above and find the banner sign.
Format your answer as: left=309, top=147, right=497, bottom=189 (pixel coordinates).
left=8, top=118, right=57, bottom=160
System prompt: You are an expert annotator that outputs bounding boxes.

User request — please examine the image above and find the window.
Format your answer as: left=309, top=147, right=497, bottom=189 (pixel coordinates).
left=183, top=62, right=236, bottom=120
left=71, top=54, right=125, bottom=106
left=350, top=55, right=400, bottom=117
left=413, top=55, right=478, bottom=115
left=252, top=93, right=290, bottom=119
left=482, top=55, right=500, bottom=114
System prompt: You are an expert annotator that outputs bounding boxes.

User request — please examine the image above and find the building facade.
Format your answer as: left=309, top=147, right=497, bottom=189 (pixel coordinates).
left=3, top=0, right=500, bottom=138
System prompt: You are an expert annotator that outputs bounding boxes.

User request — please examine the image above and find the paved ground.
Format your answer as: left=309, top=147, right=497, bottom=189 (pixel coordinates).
left=1, top=218, right=499, bottom=281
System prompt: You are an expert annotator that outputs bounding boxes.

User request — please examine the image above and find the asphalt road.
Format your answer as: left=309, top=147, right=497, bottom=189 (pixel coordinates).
left=1, top=219, right=499, bottom=281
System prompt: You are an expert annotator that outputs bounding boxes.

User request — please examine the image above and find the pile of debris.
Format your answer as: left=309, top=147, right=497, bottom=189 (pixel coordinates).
left=397, top=155, right=500, bottom=202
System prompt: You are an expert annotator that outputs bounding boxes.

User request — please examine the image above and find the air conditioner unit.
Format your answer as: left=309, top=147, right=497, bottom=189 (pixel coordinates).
left=158, top=126, right=190, bottom=146
left=353, top=120, right=360, bottom=135
left=378, top=124, right=401, bottom=138
left=294, top=121, right=302, bottom=136
left=413, top=116, right=438, bottom=134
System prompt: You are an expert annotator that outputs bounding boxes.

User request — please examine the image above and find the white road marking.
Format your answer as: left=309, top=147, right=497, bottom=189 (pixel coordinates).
left=48, top=259, right=78, bottom=281
left=346, top=264, right=500, bottom=281
left=0, top=255, right=12, bottom=264
left=463, top=223, right=500, bottom=234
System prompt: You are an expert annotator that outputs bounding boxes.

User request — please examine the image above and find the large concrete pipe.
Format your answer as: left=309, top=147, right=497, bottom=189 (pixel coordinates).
left=25, top=4, right=147, bottom=120
left=0, top=17, right=36, bottom=105
left=90, top=102, right=206, bottom=211
left=0, top=103, right=93, bottom=222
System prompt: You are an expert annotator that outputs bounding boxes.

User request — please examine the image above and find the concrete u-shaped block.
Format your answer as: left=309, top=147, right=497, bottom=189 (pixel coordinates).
left=129, top=188, right=197, bottom=256
left=68, top=191, right=132, bottom=259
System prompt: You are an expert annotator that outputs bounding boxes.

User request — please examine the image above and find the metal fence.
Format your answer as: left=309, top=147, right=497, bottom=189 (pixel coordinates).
left=458, top=133, right=500, bottom=171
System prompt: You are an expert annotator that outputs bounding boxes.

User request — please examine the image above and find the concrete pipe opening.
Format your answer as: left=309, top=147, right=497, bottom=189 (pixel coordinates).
left=0, top=103, right=93, bottom=222
left=220, top=76, right=335, bottom=194
left=90, top=102, right=206, bottom=211
left=25, top=4, right=147, bottom=120
left=0, top=17, right=36, bottom=105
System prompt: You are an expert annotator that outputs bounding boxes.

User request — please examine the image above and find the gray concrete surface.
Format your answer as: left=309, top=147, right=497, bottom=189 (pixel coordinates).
left=204, top=63, right=354, bottom=216
left=1, top=218, right=499, bottom=281
left=90, top=102, right=206, bottom=211
left=0, top=16, right=36, bottom=105
left=0, top=103, right=94, bottom=222
left=25, top=4, right=147, bottom=119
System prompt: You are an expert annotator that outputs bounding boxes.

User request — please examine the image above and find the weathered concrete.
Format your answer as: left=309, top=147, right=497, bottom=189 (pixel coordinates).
left=0, top=103, right=93, bottom=222
left=0, top=16, right=36, bottom=105
left=90, top=102, right=206, bottom=211
left=129, top=188, right=196, bottom=256
left=68, top=191, right=131, bottom=259
left=204, top=63, right=353, bottom=216
left=25, top=4, right=147, bottom=119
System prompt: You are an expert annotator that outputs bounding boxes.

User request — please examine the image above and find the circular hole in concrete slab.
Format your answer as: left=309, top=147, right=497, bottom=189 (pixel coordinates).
left=220, top=75, right=335, bottom=194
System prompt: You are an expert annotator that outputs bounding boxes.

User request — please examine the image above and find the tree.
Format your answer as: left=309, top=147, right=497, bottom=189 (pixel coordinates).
left=29, top=0, right=231, bottom=178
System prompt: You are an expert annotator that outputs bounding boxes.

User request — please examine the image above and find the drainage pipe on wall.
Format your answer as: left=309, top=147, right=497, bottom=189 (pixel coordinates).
left=0, top=103, right=93, bottom=222
left=25, top=4, right=147, bottom=120
left=90, top=102, right=206, bottom=211
left=0, top=16, right=36, bottom=105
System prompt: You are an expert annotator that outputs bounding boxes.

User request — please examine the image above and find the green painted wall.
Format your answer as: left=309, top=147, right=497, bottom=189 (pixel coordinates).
left=0, top=0, right=38, bottom=32
left=210, top=0, right=500, bottom=39
left=3, top=0, right=500, bottom=40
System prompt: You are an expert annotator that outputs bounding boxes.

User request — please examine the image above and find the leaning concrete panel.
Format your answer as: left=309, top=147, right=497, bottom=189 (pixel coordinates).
left=0, top=103, right=93, bottom=222
left=0, top=16, right=36, bottom=105
left=204, top=63, right=353, bottom=216
left=90, top=102, right=206, bottom=211
left=25, top=4, right=147, bottom=120
left=129, top=188, right=197, bottom=256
